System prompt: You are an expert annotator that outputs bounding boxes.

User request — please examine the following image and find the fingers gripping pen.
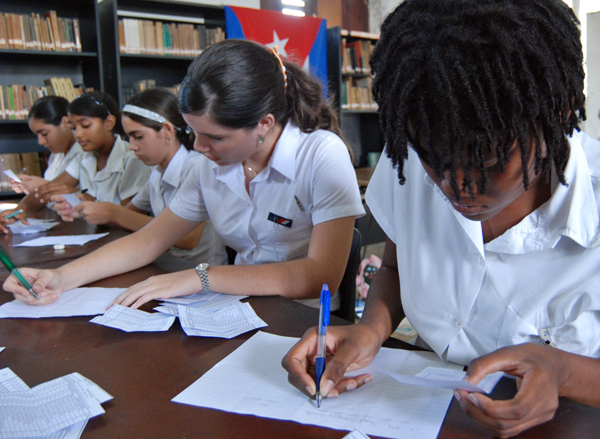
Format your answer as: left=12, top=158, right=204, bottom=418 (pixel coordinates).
left=0, top=245, right=38, bottom=299
left=315, top=284, right=330, bottom=408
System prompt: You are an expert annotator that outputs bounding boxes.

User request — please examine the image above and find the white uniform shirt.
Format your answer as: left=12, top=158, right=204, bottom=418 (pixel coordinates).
left=169, top=123, right=365, bottom=266
left=45, top=142, right=83, bottom=181
left=65, top=135, right=151, bottom=204
left=131, top=146, right=227, bottom=266
left=366, top=131, right=600, bottom=366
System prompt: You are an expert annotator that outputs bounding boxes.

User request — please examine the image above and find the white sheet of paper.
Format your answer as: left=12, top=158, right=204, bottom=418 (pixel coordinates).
left=61, top=194, right=82, bottom=208
left=0, top=347, right=4, bottom=353
left=173, top=332, right=463, bottom=439
left=8, top=218, right=60, bottom=234
left=13, top=233, right=109, bottom=247
left=343, top=428, right=371, bottom=439
left=177, top=302, right=267, bottom=338
left=0, top=288, right=126, bottom=318
left=0, top=372, right=109, bottom=438
left=3, top=169, right=21, bottom=182
left=160, top=293, right=245, bottom=312
left=90, top=304, right=176, bottom=332
left=382, top=366, right=503, bottom=394
left=0, top=369, right=94, bottom=439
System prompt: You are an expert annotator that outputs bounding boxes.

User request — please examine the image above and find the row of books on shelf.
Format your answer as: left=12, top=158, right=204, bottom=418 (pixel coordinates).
left=0, top=11, right=81, bottom=52
left=341, top=38, right=375, bottom=75
left=118, top=18, right=224, bottom=57
left=1, top=78, right=91, bottom=120
left=340, top=77, right=378, bottom=111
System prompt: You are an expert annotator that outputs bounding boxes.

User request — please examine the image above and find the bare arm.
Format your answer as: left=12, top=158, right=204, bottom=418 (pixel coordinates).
left=3, top=208, right=199, bottom=302
left=114, top=216, right=357, bottom=308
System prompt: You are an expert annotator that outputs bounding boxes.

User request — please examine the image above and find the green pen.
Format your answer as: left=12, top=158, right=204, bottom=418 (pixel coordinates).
left=0, top=245, right=39, bottom=299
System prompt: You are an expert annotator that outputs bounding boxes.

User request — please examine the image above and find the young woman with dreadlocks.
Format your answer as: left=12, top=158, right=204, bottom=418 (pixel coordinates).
left=283, top=0, right=600, bottom=436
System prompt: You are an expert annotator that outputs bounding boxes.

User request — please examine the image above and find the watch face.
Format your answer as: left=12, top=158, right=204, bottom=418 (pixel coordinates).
left=197, top=263, right=209, bottom=271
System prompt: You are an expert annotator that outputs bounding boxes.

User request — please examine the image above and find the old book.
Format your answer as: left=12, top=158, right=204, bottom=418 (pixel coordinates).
left=0, top=13, right=8, bottom=49
left=44, top=11, right=62, bottom=51
left=72, top=18, right=81, bottom=52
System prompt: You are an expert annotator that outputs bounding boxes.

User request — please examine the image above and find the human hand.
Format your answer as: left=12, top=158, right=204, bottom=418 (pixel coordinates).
left=2, top=267, right=64, bottom=305
left=455, top=343, right=564, bottom=438
left=73, top=201, right=115, bottom=225
left=51, top=194, right=82, bottom=221
left=0, top=209, right=29, bottom=234
left=111, top=269, right=202, bottom=309
left=282, top=323, right=381, bottom=400
left=34, top=182, right=77, bottom=204
left=15, top=175, right=47, bottom=194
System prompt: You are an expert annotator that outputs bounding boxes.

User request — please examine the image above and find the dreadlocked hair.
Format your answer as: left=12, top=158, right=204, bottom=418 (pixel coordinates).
left=370, top=0, right=585, bottom=198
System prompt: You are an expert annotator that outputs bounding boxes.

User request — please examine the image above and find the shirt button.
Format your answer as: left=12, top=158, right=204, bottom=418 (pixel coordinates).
left=452, top=318, right=462, bottom=327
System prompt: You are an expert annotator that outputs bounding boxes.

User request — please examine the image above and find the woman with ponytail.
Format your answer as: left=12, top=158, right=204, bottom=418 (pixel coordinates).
left=6, top=39, right=364, bottom=310
left=55, top=88, right=227, bottom=267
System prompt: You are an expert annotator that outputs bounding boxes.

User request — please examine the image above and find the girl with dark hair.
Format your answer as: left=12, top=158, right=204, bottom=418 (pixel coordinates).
left=284, top=0, right=600, bottom=436
left=56, top=88, right=227, bottom=266
left=5, top=39, right=364, bottom=310
left=9, top=96, right=83, bottom=194
left=0, top=91, right=152, bottom=232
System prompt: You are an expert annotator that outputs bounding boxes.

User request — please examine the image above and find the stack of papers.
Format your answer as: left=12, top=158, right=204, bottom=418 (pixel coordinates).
left=0, top=367, right=111, bottom=439
left=7, top=218, right=60, bottom=234
left=13, top=233, right=109, bottom=247
left=177, top=302, right=268, bottom=338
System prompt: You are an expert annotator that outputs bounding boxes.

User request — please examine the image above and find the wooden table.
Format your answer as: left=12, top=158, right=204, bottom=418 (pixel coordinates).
left=1, top=216, right=599, bottom=438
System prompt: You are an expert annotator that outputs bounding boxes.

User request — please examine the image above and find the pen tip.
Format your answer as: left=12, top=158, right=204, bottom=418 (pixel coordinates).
left=316, top=392, right=322, bottom=408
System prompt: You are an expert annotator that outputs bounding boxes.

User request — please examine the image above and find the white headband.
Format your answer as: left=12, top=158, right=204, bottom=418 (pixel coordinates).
left=122, top=105, right=167, bottom=124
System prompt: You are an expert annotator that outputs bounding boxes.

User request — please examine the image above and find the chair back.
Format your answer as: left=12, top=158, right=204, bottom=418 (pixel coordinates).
left=333, top=228, right=362, bottom=322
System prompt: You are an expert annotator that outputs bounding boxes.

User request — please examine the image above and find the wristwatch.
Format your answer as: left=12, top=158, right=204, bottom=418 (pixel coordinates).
left=195, top=263, right=210, bottom=292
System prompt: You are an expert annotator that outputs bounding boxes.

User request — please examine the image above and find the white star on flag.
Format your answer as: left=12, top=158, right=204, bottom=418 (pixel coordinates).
left=265, top=31, right=289, bottom=57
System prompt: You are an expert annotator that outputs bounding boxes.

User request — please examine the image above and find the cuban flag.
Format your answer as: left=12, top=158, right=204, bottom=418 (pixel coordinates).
left=224, top=6, right=328, bottom=96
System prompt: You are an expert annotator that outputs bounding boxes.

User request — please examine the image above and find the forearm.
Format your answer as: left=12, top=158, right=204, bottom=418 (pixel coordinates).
left=557, top=350, right=600, bottom=407
left=359, top=265, right=404, bottom=345
left=208, top=256, right=341, bottom=299
left=110, top=205, right=153, bottom=232
left=56, top=227, right=168, bottom=290
left=17, top=192, right=46, bottom=214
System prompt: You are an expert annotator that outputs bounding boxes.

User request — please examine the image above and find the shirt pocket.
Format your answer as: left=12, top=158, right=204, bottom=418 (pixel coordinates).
left=498, top=306, right=594, bottom=356
left=266, top=210, right=313, bottom=261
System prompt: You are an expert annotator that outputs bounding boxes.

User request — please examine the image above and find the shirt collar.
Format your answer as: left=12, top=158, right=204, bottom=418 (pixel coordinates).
left=161, top=145, right=189, bottom=189
left=486, top=133, right=600, bottom=253
left=103, top=135, right=127, bottom=173
left=213, top=122, right=299, bottom=183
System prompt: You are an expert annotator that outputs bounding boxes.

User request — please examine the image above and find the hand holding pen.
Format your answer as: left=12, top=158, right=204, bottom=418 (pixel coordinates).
left=0, top=244, right=38, bottom=299
left=315, top=284, right=330, bottom=408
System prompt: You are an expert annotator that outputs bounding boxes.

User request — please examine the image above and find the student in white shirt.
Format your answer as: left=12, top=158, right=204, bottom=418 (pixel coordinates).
left=5, top=40, right=364, bottom=307
left=283, top=0, right=600, bottom=437
left=9, top=96, right=83, bottom=193
left=0, top=92, right=151, bottom=233
left=56, top=88, right=227, bottom=266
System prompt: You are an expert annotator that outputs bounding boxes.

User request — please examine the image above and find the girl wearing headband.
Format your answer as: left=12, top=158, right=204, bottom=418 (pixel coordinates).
left=0, top=91, right=151, bottom=232
left=6, top=39, right=364, bottom=310
left=55, top=88, right=227, bottom=266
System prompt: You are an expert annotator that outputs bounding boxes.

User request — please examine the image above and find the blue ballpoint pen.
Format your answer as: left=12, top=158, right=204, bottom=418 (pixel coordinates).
left=315, top=284, right=330, bottom=408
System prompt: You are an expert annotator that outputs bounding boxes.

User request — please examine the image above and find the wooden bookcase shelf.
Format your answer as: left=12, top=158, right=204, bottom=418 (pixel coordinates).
left=97, top=0, right=226, bottom=107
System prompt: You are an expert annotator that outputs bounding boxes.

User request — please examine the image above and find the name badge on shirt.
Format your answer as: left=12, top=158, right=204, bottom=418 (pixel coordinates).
left=268, top=212, right=293, bottom=228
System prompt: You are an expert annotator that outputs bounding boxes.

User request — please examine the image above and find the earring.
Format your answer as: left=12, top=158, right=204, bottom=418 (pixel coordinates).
left=165, top=137, right=172, bottom=146
left=258, top=135, right=265, bottom=144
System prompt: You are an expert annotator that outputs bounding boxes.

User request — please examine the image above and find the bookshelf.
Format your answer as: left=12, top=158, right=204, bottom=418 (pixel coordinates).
left=327, top=27, right=386, bottom=245
left=327, top=27, right=384, bottom=169
left=0, top=0, right=102, bottom=196
left=97, top=0, right=226, bottom=107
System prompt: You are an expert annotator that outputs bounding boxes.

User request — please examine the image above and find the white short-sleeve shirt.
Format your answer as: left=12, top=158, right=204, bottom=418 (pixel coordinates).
left=131, top=146, right=227, bottom=266
left=366, top=131, right=600, bottom=366
left=169, top=123, right=365, bottom=266
left=45, top=142, right=83, bottom=181
left=65, top=135, right=151, bottom=204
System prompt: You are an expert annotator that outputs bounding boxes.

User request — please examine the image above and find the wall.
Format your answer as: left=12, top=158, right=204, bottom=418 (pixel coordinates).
left=586, top=11, right=600, bottom=139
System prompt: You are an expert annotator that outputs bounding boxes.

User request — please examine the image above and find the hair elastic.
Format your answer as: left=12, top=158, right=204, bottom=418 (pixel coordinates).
left=74, top=95, right=112, bottom=116
left=122, top=105, right=167, bottom=124
left=272, top=45, right=287, bottom=90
